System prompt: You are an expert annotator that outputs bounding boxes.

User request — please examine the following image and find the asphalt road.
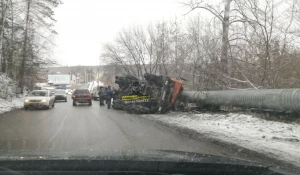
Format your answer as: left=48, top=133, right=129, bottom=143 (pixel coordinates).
left=0, top=95, right=248, bottom=159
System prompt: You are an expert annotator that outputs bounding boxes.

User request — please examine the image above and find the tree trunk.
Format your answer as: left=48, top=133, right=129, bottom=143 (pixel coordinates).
left=1, top=45, right=6, bottom=72
left=18, top=0, right=31, bottom=94
left=7, top=0, right=14, bottom=78
left=0, top=0, right=7, bottom=73
left=220, top=0, right=232, bottom=74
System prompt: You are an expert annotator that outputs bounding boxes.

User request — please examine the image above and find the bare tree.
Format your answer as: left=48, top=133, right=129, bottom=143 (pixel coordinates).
left=183, top=0, right=233, bottom=75
left=182, top=0, right=300, bottom=89
left=100, top=0, right=300, bottom=91
left=16, top=0, right=61, bottom=93
left=0, top=0, right=61, bottom=93
left=230, top=0, right=300, bottom=88
left=101, top=21, right=173, bottom=78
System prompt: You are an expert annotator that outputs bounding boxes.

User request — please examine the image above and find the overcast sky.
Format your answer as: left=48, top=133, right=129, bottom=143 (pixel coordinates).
left=53, top=0, right=189, bottom=66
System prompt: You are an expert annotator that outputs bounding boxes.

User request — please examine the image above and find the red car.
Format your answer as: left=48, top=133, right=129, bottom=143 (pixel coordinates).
left=72, top=89, right=92, bottom=106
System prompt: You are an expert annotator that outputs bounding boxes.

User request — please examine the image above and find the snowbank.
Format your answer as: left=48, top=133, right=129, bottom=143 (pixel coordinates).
left=0, top=73, right=24, bottom=114
left=0, top=73, right=17, bottom=99
left=143, top=112, right=300, bottom=167
left=0, top=97, right=24, bottom=114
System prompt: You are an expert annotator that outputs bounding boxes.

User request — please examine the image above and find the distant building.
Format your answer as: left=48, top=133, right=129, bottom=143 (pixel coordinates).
left=70, top=74, right=77, bottom=84
left=48, top=74, right=70, bottom=87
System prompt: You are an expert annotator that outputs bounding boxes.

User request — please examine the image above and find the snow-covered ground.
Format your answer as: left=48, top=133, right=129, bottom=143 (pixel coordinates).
left=0, top=73, right=24, bottom=114
left=0, top=97, right=24, bottom=114
left=143, top=112, right=300, bottom=167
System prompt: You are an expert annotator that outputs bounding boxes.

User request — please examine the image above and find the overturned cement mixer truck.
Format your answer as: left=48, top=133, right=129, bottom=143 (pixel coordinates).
left=112, top=73, right=183, bottom=114
left=112, top=73, right=300, bottom=114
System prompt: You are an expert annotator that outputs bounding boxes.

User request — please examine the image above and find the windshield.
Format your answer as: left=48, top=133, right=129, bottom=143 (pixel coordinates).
left=1, top=0, right=300, bottom=173
left=74, top=90, right=89, bottom=94
left=29, top=91, right=49, bottom=97
left=54, top=91, right=65, bottom=95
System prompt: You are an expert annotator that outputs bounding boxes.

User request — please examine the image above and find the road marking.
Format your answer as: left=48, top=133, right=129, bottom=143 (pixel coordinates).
left=48, top=111, right=70, bottom=142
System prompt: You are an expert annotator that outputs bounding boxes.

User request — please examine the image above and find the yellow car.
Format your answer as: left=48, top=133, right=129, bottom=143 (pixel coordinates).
left=24, top=90, right=55, bottom=110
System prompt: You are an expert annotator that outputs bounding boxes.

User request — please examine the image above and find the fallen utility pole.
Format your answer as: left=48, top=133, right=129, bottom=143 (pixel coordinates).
left=181, top=89, right=300, bottom=113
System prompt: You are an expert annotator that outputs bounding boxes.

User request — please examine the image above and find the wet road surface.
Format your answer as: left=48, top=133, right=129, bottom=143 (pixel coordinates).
left=0, top=95, right=246, bottom=159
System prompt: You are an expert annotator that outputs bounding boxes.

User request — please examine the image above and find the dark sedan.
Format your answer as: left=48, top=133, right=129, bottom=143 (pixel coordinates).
left=72, top=89, right=92, bottom=106
left=54, top=90, right=67, bottom=102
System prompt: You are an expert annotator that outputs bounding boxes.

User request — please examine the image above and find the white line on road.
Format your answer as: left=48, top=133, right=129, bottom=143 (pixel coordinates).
left=48, top=111, right=70, bottom=142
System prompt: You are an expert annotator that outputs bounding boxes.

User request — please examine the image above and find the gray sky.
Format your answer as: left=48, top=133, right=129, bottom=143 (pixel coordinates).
left=53, top=0, right=188, bottom=66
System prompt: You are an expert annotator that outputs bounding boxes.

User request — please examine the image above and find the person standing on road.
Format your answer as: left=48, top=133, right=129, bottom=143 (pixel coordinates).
left=103, top=87, right=108, bottom=104
left=105, top=86, right=113, bottom=109
left=98, top=87, right=105, bottom=106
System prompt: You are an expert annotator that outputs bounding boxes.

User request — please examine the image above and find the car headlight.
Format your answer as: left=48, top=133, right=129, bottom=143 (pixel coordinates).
left=41, top=99, right=47, bottom=102
left=24, top=99, right=29, bottom=102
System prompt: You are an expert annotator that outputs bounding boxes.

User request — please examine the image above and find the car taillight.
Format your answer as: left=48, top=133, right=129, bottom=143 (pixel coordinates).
left=72, top=95, right=76, bottom=98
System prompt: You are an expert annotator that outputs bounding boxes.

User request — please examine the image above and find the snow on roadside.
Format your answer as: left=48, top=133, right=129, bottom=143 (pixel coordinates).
left=0, top=96, right=24, bottom=114
left=143, top=112, right=300, bottom=167
left=0, top=73, right=24, bottom=114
